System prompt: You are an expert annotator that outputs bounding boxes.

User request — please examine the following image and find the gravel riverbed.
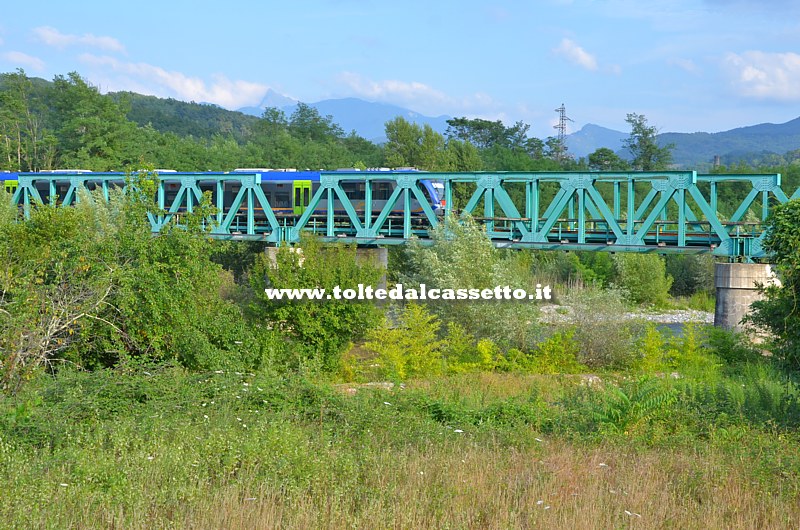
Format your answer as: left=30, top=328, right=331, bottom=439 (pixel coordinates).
left=540, top=305, right=714, bottom=325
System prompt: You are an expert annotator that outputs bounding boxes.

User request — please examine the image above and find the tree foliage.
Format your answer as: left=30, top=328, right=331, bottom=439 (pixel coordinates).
left=612, top=253, right=673, bottom=307
left=623, top=113, right=674, bottom=171
left=748, top=199, right=800, bottom=368
left=397, top=214, right=542, bottom=349
left=249, top=236, right=384, bottom=372
left=0, top=168, right=268, bottom=394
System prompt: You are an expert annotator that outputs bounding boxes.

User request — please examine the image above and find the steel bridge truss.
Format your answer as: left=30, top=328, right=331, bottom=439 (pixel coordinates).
left=11, top=170, right=797, bottom=260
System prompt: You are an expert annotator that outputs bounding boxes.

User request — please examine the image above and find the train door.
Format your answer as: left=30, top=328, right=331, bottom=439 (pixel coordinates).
left=3, top=179, right=18, bottom=195
left=293, top=180, right=312, bottom=215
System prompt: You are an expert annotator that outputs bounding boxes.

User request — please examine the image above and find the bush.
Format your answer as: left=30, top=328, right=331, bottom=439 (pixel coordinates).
left=706, top=327, right=761, bottom=366
left=665, top=254, right=715, bottom=297
left=612, top=253, right=673, bottom=306
left=397, top=214, right=542, bottom=350
left=250, top=235, right=385, bottom=372
left=560, top=285, right=641, bottom=368
left=365, top=303, right=444, bottom=380
left=527, top=329, right=586, bottom=374
left=631, top=323, right=669, bottom=373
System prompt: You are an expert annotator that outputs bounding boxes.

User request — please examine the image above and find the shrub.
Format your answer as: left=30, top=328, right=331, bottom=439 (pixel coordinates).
left=397, top=214, right=542, bottom=350
left=527, top=329, right=587, bottom=374
left=631, top=323, right=669, bottom=373
left=706, top=327, right=761, bottom=366
left=250, top=235, right=385, bottom=372
left=560, top=285, right=641, bottom=368
left=612, top=253, right=673, bottom=306
left=365, top=303, right=444, bottom=380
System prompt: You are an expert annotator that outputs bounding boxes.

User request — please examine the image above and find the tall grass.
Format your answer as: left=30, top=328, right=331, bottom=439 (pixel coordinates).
left=1, top=364, right=799, bottom=528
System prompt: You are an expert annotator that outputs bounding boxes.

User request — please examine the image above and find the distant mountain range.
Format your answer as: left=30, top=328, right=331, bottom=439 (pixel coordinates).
left=239, top=94, right=451, bottom=143
left=240, top=94, right=800, bottom=168
left=566, top=119, right=800, bottom=168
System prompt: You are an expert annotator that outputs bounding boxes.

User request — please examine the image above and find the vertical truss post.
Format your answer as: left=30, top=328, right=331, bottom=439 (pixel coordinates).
left=327, top=188, right=335, bottom=237
left=364, top=178, right=372, bottom=230
left=627, top=178, right=635, bottom=237
left=677, top=188, right=686, bottom=247
left=577, top=189, right=586, bottom=244
left=216, top=180, right=224, bottom=225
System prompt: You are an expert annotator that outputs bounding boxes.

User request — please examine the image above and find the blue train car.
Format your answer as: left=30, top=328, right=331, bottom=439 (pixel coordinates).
left=17, top=168, right=444, bottom=219
left=230, top=168, right=444, bottom=216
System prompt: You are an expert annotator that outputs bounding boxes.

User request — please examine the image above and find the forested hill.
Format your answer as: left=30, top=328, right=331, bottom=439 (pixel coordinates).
left=111, top=92, right=261, bottom=142
left=0, top=69, right=568, bottom=173
left=660, top=117, right=800, bottom=167
left=3, top=69, right=800, bottom=174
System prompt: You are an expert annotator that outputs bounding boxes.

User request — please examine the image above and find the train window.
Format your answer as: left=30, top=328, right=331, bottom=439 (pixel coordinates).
left=295, top=187, right=301, bottom=208
left=274, top=193, right=291, bottom=208
left=303, top=188, right=310, bottom=205
left=343, top=183, right=365, bottom=200
left=374, top=182, right=393, bottom=200
left=341, top=182, right=356, bottom=197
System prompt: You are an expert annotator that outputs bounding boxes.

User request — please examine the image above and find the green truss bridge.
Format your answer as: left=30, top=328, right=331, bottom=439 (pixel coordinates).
left=8, top=169, right=797, bottom=261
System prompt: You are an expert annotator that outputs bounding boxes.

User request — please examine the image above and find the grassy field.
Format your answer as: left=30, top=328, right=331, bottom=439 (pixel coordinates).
left=1, top=364, right=799, bottom=529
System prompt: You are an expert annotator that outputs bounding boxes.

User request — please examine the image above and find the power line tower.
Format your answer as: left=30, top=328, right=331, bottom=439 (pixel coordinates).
left=553, top=103, right=573, bottom=162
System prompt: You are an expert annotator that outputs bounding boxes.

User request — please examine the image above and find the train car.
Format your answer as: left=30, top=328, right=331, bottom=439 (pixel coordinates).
left=1, top=171, right=18, bottom=195
left=15, top=168, right=445, bottom=220
left=231, top=168, right=444, bottom=217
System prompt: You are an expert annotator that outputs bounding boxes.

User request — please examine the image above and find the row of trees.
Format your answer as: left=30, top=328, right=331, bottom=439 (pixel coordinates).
left=1, top=69, right=677, bottom=175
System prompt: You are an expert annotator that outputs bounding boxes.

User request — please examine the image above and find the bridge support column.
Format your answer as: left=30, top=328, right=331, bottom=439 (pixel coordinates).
left=714, top=263, right=777, bottom=331
left=356, top=247, right=388, bottom=291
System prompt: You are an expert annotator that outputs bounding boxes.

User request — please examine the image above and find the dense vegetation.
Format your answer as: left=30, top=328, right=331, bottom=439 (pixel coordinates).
left=3, top=69, right=800, bottom=527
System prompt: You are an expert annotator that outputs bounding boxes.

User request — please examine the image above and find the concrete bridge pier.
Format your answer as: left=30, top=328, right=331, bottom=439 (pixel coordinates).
left=714, top=263, right=779, bottom=331
left=355, top=246, right=388, bottom=291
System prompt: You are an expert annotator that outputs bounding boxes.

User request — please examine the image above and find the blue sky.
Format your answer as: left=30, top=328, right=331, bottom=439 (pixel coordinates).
left=1, top=0, right=799, bottom=138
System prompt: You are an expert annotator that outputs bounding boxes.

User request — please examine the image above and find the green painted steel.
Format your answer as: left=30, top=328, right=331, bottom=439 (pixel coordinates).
left=10, top=170, right=795, bottom=260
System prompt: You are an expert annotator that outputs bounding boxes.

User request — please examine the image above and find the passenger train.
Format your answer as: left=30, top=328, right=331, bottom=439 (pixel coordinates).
left=1, top=169, right=445, bottom=217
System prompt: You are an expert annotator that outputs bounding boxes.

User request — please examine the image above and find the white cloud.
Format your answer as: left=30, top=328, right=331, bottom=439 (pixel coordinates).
left=336, top=71, right=499, bottom=116
left=78, top=54, right=268, bottom=109
left=338, top=71, right=450, bottom=106
left=2, top=51, right=45, bottom=72
left=724, top=51, right=800, bottom=101
left=34, top=26, right=126, bottom=53
left=668, top=57, right=700, bottom=74
left=553, top=38, right=598, bottom=71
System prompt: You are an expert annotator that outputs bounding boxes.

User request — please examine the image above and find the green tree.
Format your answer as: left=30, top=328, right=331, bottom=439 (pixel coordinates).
left=398, top=215, right=542, bottom=349
left=748, top=199, right=800, bottom=368
left=0, top=69, right=55, bottom=171
left=288, top=102, right=344, bottom=142
left=384, top=117, right=452, bottom=170
left=623, top=113, right=674, bottom=171
left=588, top=147, right=630, bottom=171
left=612, top=253, right=673, bottom=306
left=249, top=236, right=384, bottom=372
left=51, top=72, right=139, bottom=170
